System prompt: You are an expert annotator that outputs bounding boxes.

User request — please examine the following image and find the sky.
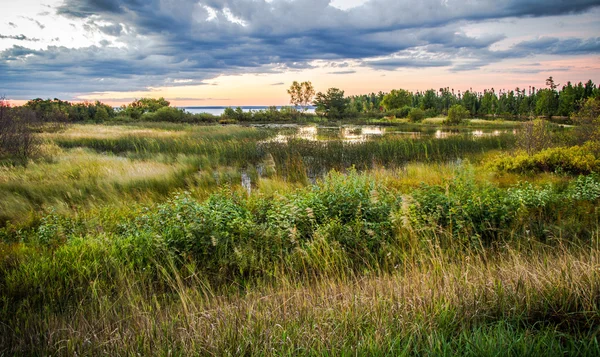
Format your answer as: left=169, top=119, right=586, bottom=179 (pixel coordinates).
left=1, top=0, right=599, bottom=106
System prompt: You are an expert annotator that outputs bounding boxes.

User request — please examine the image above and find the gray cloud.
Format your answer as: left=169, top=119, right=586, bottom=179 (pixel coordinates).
left=365, top=58, right=452, bottom=70
left=98, top=23, right=124, bottom=36
left=22, top=17, right=45, bottom=29
left=512, top=37, right=600, bottom=55
left=328, top=70, right=356, bottom=74
left=1, top=0, right=599, bottom=99
left=0, top=34, right=40, bottom=41
left=270, top=82, right=285, bottom=86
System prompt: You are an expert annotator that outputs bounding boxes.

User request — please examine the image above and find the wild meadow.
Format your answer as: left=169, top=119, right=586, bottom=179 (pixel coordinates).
left=1, top=111, right=600, bottom=355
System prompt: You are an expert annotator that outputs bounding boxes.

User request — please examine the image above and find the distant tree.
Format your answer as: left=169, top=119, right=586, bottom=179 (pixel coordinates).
left=381, top=89, right=412, bottom=111
left=421, top=89, right=438, bottom=111
left=123, top=97, right=170, bottom=119
left=558, top=82, right=576, bottom=117
left=94, top=106, right=110, bottom=122
left=445, top=104, right=469, bottom=125
left=287, top=81, right=315, bottom=113
left=571, top=96, right=600, bottom=145
left=461, top=90, right=478, bottom=117
left=535, top=89, right=558, bottom=119
left=223, top=107, right=236, bottom=120
left=479, top=90, right=498, bottom=116
left=545, top=76, right=559, bottom=91
left=24, top=98, right=70, bottom=122
left=313, top=88, right=347, bottom=119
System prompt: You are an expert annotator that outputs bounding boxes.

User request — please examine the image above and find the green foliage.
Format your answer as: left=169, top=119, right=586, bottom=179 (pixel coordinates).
left=515, top=119, right=553, bottom=155
left=381, top=89, right=412, bottom=111
left=93, top=106, right=110, bottom=122
left=122, top=97, right=170, bottom=119
left=571, top=96, right=600, bottom=144
left=445, top=104, right=470, bottom=125
left=489, top=143, right=600, bottom=175
left=313, top=88, right=348, bottom=119
left=287, top=81, right=315, bottom=112
left=23, top=98, right=70, bottom=122
left=407, top=171, right=517, bottom=243
left=535, top=89, right=558, bottom=118
left=407, top=107, right=425, bottom=122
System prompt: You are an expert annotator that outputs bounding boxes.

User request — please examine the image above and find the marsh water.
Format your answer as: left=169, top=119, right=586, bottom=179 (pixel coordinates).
left=238, top=124, right=517, bottom=191
left=255, top=124, right=516, bottom=143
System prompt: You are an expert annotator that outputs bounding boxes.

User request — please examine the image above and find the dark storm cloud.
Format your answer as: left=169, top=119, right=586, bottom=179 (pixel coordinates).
left=448, top=36, right=600, bottom=72
left=56, top=0, right=125, bottom=18
left=2, top=0, right=599, bottom=99
left=97, top=23, right=124, bottom=36
left=512, top=37, right=600, bottom=55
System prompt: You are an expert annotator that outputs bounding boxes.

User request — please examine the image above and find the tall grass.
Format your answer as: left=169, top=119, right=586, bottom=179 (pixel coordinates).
left=266, top=134, right=515, bottom=179
left=1, top=231, right=598, bottom=355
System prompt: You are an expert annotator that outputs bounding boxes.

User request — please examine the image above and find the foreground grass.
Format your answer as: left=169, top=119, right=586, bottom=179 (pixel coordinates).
left=2, top=240, right=598, bottom=356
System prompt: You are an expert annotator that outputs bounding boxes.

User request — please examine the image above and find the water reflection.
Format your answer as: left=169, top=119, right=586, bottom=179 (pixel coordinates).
left=261, top=125, right=513, bottom=143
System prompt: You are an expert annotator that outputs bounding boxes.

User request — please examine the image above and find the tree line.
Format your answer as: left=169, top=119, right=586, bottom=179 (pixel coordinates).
left=312, top=77, right=599, bottom=121
left=2, top=77, right=599, bottom=126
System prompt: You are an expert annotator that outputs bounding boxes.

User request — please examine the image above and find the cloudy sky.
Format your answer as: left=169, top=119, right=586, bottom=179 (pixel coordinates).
left=1, top=0, right=599, bottom=106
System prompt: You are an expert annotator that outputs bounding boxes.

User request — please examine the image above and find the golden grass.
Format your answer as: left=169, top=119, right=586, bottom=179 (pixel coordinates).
left=41, top=124, right=186, bottom=140
left=0, top=147, right=179, bottom=184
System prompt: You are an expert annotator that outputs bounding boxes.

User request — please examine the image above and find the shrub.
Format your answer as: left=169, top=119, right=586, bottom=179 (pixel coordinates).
left=407, top=108, right=425, bottom=122
left=93, top=106, right=110, bottom=122
left=445, top=104, right=469, bottom=125
left=489, top=143, right=600, bottom=175
left=152, top=106, right=186, bottom=122
left=571, top=97, right=600, bottom=145
left=0, top=103, right=41, bottom=164
left=515, top=119, right=553, bottom=155
left=387, top=105, right=412, bottom=119
left=406, top=171, right=517, bottom=243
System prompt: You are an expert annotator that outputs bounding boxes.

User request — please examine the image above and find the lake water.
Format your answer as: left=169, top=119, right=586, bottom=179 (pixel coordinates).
left=182, top=106, right=316, bottom=116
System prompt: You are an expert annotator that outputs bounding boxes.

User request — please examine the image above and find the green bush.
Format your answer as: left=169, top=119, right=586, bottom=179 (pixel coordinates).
left=408, top=107, right=425, bottom=122
left=388, top=106, right=412, bottom=118
left=407, top=172, right=517, bottom=243
left=445, top=104, right=470, bottom=125
left=489, top=143, right=600, bottom=175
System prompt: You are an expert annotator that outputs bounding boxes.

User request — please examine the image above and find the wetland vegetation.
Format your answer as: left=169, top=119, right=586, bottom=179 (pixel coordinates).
left=1, top=89, right=600, bottom=355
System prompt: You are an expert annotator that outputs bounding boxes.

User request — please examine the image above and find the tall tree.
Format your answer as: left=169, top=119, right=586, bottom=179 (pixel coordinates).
left=287, top=81, right=315, bottom=113
left=313, top=88, right=347, bottom=119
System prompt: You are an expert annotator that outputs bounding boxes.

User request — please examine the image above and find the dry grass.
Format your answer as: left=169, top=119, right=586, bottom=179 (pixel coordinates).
left=41, top=124, right=186, bottom=140
left=0, top=148, right=179, bottom=184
